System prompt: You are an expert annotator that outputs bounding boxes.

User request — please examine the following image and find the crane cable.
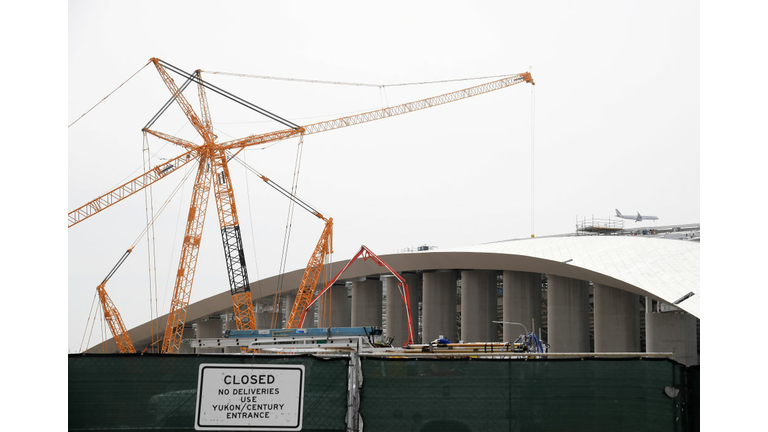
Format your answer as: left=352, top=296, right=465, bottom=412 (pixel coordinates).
left=243, top=151, right=264, bottom=317
left=142, top=132, right=164, bottom=351
left=204, top=71, right=520, bottom=88
left=79, top=290, right=101, bottom=353
left=227, top=147, right=334, bottom=329
left=69, top=60, right=151, bottom=128
left=530, top=85, right=536, bottom=238
left=272, top=134, right=305, bottom=328
left=78, top=147, right=198, bottom=353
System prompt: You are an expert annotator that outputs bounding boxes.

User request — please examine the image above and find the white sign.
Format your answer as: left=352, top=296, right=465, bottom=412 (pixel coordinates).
left=195, top=364, right=305, bottom=431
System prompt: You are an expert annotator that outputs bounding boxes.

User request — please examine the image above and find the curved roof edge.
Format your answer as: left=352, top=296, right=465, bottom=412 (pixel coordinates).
left=92, top=235, right=699, bottom=352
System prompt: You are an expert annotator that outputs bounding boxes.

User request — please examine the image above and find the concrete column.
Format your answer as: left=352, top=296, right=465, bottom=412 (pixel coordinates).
left=351, top=278, right=382, bottom=328
left=593, top=284, right=640, bottom=352
left=386, top=273, right=421, bottom=347
left=194, top=320, right=219, bottom=354
left=502, top=271, right=541, bottom=341
left=422, top=270, right=458, bottom=343
left=404, top=273, right=422, bottom=343
left=318, top=283, right=350, bottom=328
left=195, top=320, right=223, bottom=353
left=460, top=270, right=498, bottom=342
left=255, top=311, right=281, bottom=330
left=282, top=293, right=296, bottom=328
left=179, top=326, right=196, bottom=353
left=547, top=275, right=590, bottom=353
left=646, top=310, right=698, bottom=365
left=223, top=318, right=240, bottom=353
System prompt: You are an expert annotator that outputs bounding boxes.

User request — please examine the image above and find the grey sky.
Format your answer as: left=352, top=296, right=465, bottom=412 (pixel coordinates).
left=66, top=1, right=702, bottom=354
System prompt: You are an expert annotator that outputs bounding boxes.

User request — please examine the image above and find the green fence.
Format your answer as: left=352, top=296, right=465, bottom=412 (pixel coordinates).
left=69, top=354, right=698, bottom=431
left=360, top=357, right=697, bottom=432
left=68, top=354, right=348, bottom=431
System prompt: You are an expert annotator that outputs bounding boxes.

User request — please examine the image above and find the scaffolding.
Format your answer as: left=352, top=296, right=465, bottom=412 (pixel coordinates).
left=576, top=216, right=624, bottom=235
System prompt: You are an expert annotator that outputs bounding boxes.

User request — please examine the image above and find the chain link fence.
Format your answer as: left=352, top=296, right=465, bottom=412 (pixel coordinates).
left=69, top=354, right=698, bottom=431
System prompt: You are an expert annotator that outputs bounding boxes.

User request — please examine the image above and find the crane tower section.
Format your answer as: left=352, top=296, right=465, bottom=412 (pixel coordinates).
left=69, top=58, right=534, bottom=353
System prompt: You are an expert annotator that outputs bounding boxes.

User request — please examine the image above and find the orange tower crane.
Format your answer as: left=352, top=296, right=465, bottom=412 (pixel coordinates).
left=68, top=58, right=533, bottom=353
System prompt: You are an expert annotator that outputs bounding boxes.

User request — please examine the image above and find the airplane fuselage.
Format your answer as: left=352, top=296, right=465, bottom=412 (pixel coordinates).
left=616, top=209, right=658, bottom=222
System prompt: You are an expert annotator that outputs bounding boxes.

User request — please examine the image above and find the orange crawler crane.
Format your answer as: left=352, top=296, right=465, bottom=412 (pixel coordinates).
left=285, top=217, right=333, bottom=330
left=68, top=58, right=533, bottom=353
left=94, top=248, right=136, bottom=353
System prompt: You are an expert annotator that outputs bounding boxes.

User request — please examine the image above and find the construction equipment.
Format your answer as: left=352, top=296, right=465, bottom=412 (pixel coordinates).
left=300, top=245, right=415, bottom=347
left=145, top=59, right=262, bottom=353
left=94, top=248, right=136, bottom=353
left=68, top=58, right=534, bottom=353
left=229, top=157, right=335, bottom=331
left=285, top=217, right=333, bottom=329
left=186, top=326, right=393, bottom=354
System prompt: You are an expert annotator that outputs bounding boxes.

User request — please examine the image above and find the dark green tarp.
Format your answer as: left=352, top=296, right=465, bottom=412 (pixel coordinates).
left=69, top=354, right=698, bottom=432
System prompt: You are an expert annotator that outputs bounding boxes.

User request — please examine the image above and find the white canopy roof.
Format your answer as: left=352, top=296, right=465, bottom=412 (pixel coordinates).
left=439, top=235, right=700, bottom=317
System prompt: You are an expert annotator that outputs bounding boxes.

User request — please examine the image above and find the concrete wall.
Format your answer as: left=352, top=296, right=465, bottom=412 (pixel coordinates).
left=646, top=310, right=699, bottom=365
left=422, top=270, right=458, bottom=343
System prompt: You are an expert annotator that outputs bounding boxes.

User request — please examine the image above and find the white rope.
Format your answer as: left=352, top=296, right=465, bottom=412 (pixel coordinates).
left=203, top=70, right=519, bottom=88
left=69, top=60, right=151, bottom=128
left=530, top=85, right=536, bottom=237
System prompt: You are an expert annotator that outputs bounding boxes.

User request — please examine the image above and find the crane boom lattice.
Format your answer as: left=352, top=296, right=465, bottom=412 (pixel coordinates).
left=69, top=58, right=533, bottom=353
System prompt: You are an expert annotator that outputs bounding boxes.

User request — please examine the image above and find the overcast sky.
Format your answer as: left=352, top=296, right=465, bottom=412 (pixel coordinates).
left=1, top=0, right=763, bottom=427
left=63, top=0, right=707, bottom=355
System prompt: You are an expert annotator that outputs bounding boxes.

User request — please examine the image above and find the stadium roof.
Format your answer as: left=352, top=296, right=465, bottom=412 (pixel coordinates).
left=92, top=233, right=700, bottom=352
left=440, top=235, right=700, bottom=318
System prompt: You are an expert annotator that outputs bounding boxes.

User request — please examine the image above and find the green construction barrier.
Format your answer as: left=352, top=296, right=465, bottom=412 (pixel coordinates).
left=359, top=357, right=696, bottom=432
left=69, top=354, right=698, bottom=431
left=68, top=354, right=348, bottom=431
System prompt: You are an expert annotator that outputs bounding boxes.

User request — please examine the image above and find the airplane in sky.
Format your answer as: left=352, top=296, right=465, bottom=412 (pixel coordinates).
left=615, top=209, right=659, bottom=222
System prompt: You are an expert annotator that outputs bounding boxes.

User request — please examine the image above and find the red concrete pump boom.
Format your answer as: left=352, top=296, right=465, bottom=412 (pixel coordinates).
left=69, top=58, right=532, bottom=353
left=299, top=245, right=415, bottom=347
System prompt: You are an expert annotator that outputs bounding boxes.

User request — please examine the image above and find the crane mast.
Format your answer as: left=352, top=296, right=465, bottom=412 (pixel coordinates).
left=151, top=58, right=260, bottom=353
left=211, top=149, right=256, bottom=331
left=69, top=59, right=534, bottom=353
left=161, top=149, right=214, bottom=354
